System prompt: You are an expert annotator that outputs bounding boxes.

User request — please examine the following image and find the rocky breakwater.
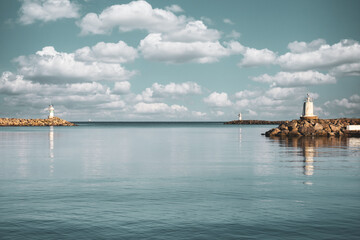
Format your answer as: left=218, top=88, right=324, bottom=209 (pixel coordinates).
left=225, top=120, right=285, bottom=125
left=0, top=117, right=76, bottom=126
left=265, top=118, right=360, bottom=137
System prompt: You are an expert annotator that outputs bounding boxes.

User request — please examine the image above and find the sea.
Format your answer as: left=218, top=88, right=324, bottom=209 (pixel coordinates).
left=0, top=122, right=359, bottom=239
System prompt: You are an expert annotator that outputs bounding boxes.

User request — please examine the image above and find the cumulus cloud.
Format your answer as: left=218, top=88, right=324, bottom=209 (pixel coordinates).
left=330, top=63, right=360, bottom=76
left=238, top=47, right=277, bottom=67
left=113, top=81, right=131, bottom=94
left=265, top=87, right=318, bottom=100
left=151, top=82, right=201, bottom=96
left=204, top=92, right=232, bottom=107
left=134, top=102, right=188, bottom=114
left=19, top=0, right=79, bottom=25
left=192, top=111, right=207, bottom=117
left=14, top=46, right=135, bottom=82
left=324, top=94, right=360, bottom=117
left=135, top=82, right=201, bottom=102
left=139, top=33, right=242, bottom=63
left=325, top=95, right=360, bottom=109
left=0, top=71, right=42, bottom=94
left=75, top=41, right=138, bottom=63
left=163, top=21, right=221, bottom=42
left=287, top=39, right=327, bottom=53
left=252, top=71, right=336, bottom=87
left=77, top=0, right=186, bottom=35
left=226, top=30, right=241, bottom=39
left=165, top=4, right=184, bottom=13
left=235, top=90, right=261, bottom=99
left=213, top=111, right=224, bottom=116
left=278, top=39, right=360, bottom=71
left=223, top=18, right=234, bottom=25
left=0, top=71, right=131, bottom=120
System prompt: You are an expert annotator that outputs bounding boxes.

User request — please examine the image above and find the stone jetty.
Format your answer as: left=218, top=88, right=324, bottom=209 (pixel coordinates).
left=225, top=120, right=285, bottom=125
left=264, top=118, right=360, bottom=137
left=0, top=117, right=76, bottom=126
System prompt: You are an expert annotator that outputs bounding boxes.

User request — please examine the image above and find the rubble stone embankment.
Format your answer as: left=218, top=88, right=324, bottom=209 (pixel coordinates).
left=264, top=118, right=360, bottom=137
left=225, top=120, right=285, bottom=125
left=0, top=117, right=76, bottom=126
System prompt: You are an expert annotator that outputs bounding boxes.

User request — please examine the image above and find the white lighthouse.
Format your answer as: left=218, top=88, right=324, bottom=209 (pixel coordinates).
left=300, top=94, right=318, bottom=120
left=48, top=104, right=54, bottom=119
left=238, top=112, right=242, bottom=121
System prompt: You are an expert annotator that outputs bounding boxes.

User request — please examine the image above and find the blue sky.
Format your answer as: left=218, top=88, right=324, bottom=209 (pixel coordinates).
left=0, top=0, right=359, bottom=121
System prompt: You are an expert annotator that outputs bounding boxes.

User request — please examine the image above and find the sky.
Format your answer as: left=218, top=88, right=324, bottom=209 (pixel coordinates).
left=0, top=0, right=359, bottom=121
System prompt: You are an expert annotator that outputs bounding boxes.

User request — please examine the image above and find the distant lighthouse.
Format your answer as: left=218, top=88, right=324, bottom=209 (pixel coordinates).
left=300, top=94, right=318, bottom=120
left=48, top=105, right=54, bottom=119
left=238, top=112, right=242, bottom=121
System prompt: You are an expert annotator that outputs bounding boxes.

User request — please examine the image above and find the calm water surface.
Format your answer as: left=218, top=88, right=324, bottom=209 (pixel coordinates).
left=0, top=123, right=359, bottom=239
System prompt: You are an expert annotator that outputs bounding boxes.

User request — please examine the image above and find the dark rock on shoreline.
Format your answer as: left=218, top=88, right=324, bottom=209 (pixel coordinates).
left=0, top=117, right=76, bottom=126
left=264, top=118, right=360, bottom=137
left=225, top=120, right=285, bottom=125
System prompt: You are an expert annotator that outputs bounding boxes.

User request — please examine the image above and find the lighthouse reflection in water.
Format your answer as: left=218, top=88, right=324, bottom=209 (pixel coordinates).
left=49, top=126, right=54, bottom=175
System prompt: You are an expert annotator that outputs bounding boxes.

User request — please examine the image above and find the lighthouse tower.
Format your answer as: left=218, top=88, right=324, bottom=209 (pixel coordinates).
left=300, top=94, right=318, bottom=120
left=48, top=105, right=55, bottom=119
left=238, top=112, right=242, bottom=121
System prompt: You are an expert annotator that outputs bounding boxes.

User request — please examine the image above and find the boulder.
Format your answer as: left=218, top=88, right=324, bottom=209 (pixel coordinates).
left=314, top=123, right=324, bottom=131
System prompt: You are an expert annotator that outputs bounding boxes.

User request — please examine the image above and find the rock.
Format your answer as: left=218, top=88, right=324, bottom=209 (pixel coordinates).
left=263, top=118, right=360, bottom=138
left=288, top=121, right=298, bottom=131
left=298, top=126, right=315, bottom=136
left=0, top=117, right=76, bottom=126
left=314, top=123, right=323, bottom=131
left=279, top=124, right=287, bottom=130
left=288, top=130, right=301, bottom=137
left=269, top=128, right=281, bottom=136
left=330, top=124, right=340, bottom=132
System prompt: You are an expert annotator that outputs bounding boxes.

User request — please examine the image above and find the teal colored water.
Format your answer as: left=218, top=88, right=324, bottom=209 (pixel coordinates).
left=0, top=123, right=359, bottom=239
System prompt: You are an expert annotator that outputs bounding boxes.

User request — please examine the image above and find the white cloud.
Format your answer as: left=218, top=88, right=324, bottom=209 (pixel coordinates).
left=0, top=71, right=131, bottom=119
left=152, top=82, right=201, bottom=96
left=235, top=90, right=261, bottom=99
left=350, top=94, right=360, bottom=102
left=223, top=18, right=234, bottom=25
left=204, top=92, right=232, bottom=107
left=113, top=81, right=131, bottom=94
left=325, top=95, right=360, bottom=109
left=163, top=21, right=221, bottom=42
left=287, top=39, right=327, bottom=53
left=324, top=94, right=360, bottom=117
left=252, top=71, right=336, bottom=87
left=278, top=39, right=360, bottom=71
left=135, top=82, right=201, bottom=102
left=247, top=109, right=257, bottom=116
left=265, top=87, right=299, bottom=99
left=75, top=41, right=138, bottom=63
left=78, top=0, right=186, bottom=35
left=134, top=102, right=188, bottom=114
left=165, top=4, right=184, bottom=13
left=19, top=0, right=79, bottom=25
left=0, top=71, right=41, bottom=94
left=238, top=47, right=277, bottom=67
left=14, top=46, right=135, bottom=82
left=98, top=100, right=126, bottom=109
left=226, top=30, right=241, bottom=39
left=139, top=33, right=241, bottom=63
left=330, top=63, right=360, bottom=76
left=192, top=111, right=207, bottom=117
left=66, top=82, right=108, bottom=94
left=214, top=111, right=224, bottom=116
